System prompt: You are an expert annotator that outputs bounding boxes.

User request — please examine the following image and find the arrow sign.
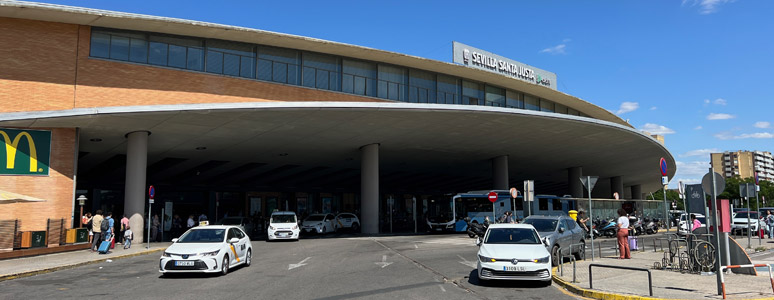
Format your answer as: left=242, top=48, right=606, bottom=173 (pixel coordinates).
left=288, top=257, right=311, bottom=270
left=375, top=255, right=393, bottom=268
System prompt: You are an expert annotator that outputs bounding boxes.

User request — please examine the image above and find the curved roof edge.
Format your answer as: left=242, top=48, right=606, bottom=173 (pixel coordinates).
left=0, top=1, right=628, bottom=127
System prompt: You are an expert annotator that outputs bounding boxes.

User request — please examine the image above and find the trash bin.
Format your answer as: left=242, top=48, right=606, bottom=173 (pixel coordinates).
left=65, top=228, right=77, bottom=244
left=75, top=228, right=89, bottom=243
left=30, top=231, right=46, bottom=248
left=568, top=210, right=578, bottom=221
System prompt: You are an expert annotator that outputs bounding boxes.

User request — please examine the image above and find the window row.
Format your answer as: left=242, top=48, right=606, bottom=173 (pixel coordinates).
left=90, top=28, right=589, bottom=118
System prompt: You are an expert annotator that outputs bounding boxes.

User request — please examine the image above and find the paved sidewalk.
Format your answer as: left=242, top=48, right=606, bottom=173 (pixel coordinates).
left=554, top=240, right=774, bottom=300
left=0, top=242, right=171, bottom=281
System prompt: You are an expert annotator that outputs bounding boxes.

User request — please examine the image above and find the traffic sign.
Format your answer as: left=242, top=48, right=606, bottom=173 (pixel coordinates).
left=580, top=176, right=598, bottom=191
left=509, top=187, right=518, bottom=198
left=755, top=172, right=759, bottom=185
left=678, top=181, right=685, bottom=195
left=523, top=180, right=535, bottom=202
left=148, top=185, right=155, bottom=199
left=701, top=172, right=725, bottom=196
left=659, top=157, right=668, bottom=176
left=487, top=191, right=498, bottom=203
left=149, top=199, right=155, bottom=204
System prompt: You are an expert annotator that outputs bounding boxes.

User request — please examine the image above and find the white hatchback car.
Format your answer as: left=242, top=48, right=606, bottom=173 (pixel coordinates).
left=476, top=224, right=552, bottom=285
left=159, top=225, right=251, bottom=276
left=268, top=211, right=300, bottom=241
left=334, top=213, right=361, bottom=232
left=301, top=213, right=336, bottom=234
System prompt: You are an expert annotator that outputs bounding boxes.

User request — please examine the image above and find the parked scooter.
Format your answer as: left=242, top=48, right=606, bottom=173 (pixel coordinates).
left=465, top=217, right=489, bottom=239
left=644, top=217, right=659, bottom=234
left=598, top=218, right=617, bottom=237
left=629, top=215, right=645, bottom=236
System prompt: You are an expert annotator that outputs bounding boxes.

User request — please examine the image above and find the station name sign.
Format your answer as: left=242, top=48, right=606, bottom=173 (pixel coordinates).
left=453, top=42, right=557, bottom=90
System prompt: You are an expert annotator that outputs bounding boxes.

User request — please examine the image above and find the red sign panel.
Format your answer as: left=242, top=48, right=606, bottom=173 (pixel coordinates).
left=488, top=191, right=498, bottom=203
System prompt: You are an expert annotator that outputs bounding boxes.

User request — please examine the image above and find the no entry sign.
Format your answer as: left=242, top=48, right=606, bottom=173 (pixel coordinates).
left=488, top=191, right=498, bottom=203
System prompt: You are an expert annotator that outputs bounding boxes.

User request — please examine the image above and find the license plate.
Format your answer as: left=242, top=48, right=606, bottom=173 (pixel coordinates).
left=175, top=261, right=194, bottom=267
left=280, top=233, right=288, bottom=237
left=504, top=266, right=525, bottom=272
left=435, top=228, right=442, bottom=231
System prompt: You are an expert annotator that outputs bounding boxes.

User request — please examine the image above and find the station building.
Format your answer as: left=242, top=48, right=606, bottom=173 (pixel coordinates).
left=0, top=2, right=675, bottom=243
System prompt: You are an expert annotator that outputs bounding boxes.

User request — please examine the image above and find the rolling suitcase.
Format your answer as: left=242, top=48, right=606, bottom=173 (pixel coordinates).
left=98, top=238, right=111, bottom=254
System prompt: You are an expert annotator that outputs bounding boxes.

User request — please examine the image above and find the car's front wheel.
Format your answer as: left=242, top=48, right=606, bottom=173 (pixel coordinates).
left=551, top=245, right=560, bottom=266
left=574, top=241, right=585, bottom=260
left=245, top=249, right=252, bottom=267
left=352, top=223, right=360, bottom=233
left=221, top=255, right=229, bottom=275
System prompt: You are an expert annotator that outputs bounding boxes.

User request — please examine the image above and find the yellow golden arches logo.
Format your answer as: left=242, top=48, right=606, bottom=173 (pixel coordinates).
left=0, top=131, right=38, bottom=172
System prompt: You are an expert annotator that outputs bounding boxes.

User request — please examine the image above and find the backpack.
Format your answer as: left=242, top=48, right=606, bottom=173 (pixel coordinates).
left=101, top=218, right=110, bottom=232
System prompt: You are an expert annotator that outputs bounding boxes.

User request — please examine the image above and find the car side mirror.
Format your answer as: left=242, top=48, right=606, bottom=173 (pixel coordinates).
left=542, top=237, right=549, bottom=247
left=171, top=238, right=178, bottom=243
left=229, top=237, right=239, bottom=244
left=476, top=237, right=482, bottom=247
left=559, top=227, right=565, bottom=233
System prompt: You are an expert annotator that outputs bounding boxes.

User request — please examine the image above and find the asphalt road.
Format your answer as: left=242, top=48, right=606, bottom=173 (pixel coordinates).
left=0, top=232, right=603, bottom=300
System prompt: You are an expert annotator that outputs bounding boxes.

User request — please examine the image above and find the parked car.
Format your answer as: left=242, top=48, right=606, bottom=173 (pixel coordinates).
left=476, top=224, right=552, bottom=285
left=217, top=217, right=254, bottom=237
left=732, top=211, right=760, bottom=235
left=301, top=213, right=336, bottom=234
left=268, top=211, right=300, bottom=241
left=523, top=215, right=585, bottom=266
left=159, top=225, right=251, bottom=276
left=334, top=213, right=361, bottom=232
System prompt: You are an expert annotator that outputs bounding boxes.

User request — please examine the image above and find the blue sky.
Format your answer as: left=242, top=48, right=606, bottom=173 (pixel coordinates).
left=36, top=0, right=774, bottom=187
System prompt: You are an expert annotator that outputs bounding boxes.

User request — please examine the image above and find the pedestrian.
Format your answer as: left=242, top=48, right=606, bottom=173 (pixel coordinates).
left=82, top=212, right=93, bottom=244
left=690, top=214, right=701, bottom=232
left=123, top=225, right=133, bottom=249
left=616, top=208, right=631, bottom=259
left=120, top=214, right=129, bottom=244
left=766, top=211, right=774, bottom=239
left=104, top=212, right=115, bottom=244
left=151, top=214, right=159, bottom=242
left=577, top=211, right=590, bottom=235
left=187, top=214, right=195, bottom=228
left=198, top=213, right=208, bottom=223
left=90, top=210, right=104, bottom=252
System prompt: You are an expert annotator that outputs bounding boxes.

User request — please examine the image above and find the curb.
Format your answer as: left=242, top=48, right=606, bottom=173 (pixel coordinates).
left=0, top=248, right=165, bottom=283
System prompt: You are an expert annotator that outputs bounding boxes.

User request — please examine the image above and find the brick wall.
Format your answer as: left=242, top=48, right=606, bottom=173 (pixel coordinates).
left=1, top=128, right=76, bottom=231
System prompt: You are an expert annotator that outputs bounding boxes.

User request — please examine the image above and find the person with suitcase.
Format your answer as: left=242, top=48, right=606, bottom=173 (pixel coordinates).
left=90, top=210, right=104, bottom=253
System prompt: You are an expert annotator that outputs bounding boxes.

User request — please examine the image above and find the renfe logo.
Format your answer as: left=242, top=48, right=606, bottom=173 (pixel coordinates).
left=0, top=128, right=51, bottom=176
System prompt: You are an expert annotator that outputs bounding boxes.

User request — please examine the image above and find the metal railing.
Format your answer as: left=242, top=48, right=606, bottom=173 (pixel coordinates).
left=556, top=243, right=585, bottom=283
left=719, top=264, right=774, bottom=299
left=589, top=264, right=653, bottom=296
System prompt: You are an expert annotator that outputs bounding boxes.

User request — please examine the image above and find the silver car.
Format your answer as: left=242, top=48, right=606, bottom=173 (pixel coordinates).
left=523, top=215, right=585, bottom=266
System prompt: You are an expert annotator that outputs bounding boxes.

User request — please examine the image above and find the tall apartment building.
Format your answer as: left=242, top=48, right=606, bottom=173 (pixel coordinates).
left=711, top=150, right=774, bottom=182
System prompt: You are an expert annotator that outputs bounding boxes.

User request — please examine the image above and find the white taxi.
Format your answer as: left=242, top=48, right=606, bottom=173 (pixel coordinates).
left=268, top=211, right=300, bottom=241
left=476, top=224, right=552, bottom=285
left=159, top=225, right=252, bottom=276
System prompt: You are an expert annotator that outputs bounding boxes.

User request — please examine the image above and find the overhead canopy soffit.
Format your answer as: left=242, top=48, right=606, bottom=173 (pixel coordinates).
left=0, top=102, right=676, bottom=194
left=0, top=1, right=626, bottom=127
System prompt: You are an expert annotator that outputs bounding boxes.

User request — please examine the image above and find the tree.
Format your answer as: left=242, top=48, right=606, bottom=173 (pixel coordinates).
left=646, top=189, right=683, bottom=210
left=717, top=176, right=774, bottom=211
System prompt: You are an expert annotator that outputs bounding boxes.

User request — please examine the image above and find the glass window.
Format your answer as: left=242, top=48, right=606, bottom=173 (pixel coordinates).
left=149, top=34, right=202, bottom=70
left=505, top=90, right=523, bottom=109
left=540, top=99, right=554, bottom=112
left=303, top=52, right=340, bottom=91
left=109, top=35, right=130, bottom=61
left=409, top=69, right=436, bottom=103
left=90, top=32, right=110, bottom=58
left=167, top=44, right=187, bottom=69
left=437, top=74, right=459, bottom=104
left=554, top=103, right=568, bottom=114
left=378, top=64, right=407, bottom=101
left=553, top=199, right=563, bottom=211
left=206, top=50, right=224, bottom=74
left=206, top=40, right=255, bottom=78
left=342, top=59, right=376, bottom=97
left=257, top=46, right=300, bottom=85
left=462, top=80, right=483, bottom=105
left=129, top=38, right=148, bottom=63
left=539, top=198, right=548, bottom=210
left=148, top=42, right=168, bottom=66
left=187, top=47, right=204, bottom=71
left=524, top=94, right=540, bottom=111
left=567, top=107, right=580, bottom=116
left=485, top=86, right=505, bottom=107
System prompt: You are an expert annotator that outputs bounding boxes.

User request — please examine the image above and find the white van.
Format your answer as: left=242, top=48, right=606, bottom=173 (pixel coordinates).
left=267, top=211, right=300, bottom=241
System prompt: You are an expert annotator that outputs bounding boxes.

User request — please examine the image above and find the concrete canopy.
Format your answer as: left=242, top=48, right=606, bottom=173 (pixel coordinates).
left=0, top=102, right=676, bottom=196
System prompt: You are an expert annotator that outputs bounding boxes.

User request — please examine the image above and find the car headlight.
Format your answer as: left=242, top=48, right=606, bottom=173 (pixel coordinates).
left=269, top=226, right=275, bottom=230
left=200, top=250, right=219, bottom=256
left=478, top=254, right=496, bottom=262
left=292, top=225, right=298, bottom=230
left=162, top=252, right=171, bottom=257
left=533, top=256, right=550, bottom=264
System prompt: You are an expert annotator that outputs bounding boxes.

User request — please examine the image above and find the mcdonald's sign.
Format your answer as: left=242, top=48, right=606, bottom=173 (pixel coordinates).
left=0, top=128, right=51, bottom=176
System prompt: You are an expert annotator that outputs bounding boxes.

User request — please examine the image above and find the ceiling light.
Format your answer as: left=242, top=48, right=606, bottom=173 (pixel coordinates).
left=195, top=147, right=207, bottom=151
left=89, top=138, right=102, bottom=142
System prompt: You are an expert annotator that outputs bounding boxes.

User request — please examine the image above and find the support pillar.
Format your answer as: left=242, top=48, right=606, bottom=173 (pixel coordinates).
left=492, top=156, right=509, bottom=190
left=568, top=167, right=583, bottom=198
left=360, top=144, right=379, bottom=234
left=631, top=185, right=642, bottom=200
left=124, top=131, right=149, bottom=244
left=611, top=176, right=624, bottom=199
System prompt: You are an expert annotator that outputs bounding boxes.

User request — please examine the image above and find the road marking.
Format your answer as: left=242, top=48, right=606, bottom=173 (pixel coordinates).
left=457, top=255, right=477, bottom=268
left=288, top=257, right=311, bottom=270
left=414, top=243, right=419, bottom=249
left=439, top=285, right=446, bottom=292
left=375, top=255, right=393, bottom=268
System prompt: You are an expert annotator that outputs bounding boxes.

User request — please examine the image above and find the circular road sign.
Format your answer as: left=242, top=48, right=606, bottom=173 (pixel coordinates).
left=701, top=172, right=725, bottom=196
left=755, top=172, right=759, bottom=185
left=148, top=185, right=155, bottom=199
left=659, top=157, right=668, bottom=176
left=488, top=191, right=498, bottom=203
left=509, top=187, right=519, bottom=198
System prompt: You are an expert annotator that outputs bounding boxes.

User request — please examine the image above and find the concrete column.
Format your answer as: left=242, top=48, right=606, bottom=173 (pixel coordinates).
left=568, top=167, right=583, bottom=198
left=631, top=185, right=642, bottom=200
left=611, top=176, right=624, bottom=199
left=124, top=131, right=149, bottom=243
left=360, top=144, right=379, bottom=234
left=492, top=156, right=509, bottom=190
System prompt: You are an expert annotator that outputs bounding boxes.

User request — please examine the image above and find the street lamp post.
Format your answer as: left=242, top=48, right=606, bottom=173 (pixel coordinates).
left=77, top=195, right=87, bottom=228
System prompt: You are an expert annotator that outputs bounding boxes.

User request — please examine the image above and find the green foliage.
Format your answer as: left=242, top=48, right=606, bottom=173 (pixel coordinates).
left=717, top=176, right=774, bottom=211
left=646, top=189, right=683, bottom=210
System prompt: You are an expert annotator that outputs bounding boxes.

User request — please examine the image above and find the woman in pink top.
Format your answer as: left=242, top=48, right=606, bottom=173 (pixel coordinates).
left=691, top=214, right=701, bottom=232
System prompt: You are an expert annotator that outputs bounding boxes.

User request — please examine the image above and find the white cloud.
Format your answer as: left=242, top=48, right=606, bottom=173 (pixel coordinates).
left=706, top=113, right=735, bottom=120
left=754, top=121, right=771, bottom=129
left=713, top=98, right=727, bottom=105
left=615, top=102, right=639, bottom=114
left=714, top=131, right=774, bottom=140
left=683, top=0, right=735, bottom=15
left=680, top=148, right=720, bottom=157
left=672, top=161, right=711, bottom=188
left=650, top=106, right=657, bottom=110
left=562, top=38, right=572, bottom=43
left=539, top=44, right=567, bottom=55
left=640, top=123, right=676, bottom=135
left=694, top=126, right=703, bottom=130
left=704, top=99, right=711, bottom=105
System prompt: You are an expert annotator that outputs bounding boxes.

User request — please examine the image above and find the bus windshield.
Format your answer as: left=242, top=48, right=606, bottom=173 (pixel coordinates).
left=455, top=197, right=496, bottom=220
left=427, top=198, right=452, bottom=223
